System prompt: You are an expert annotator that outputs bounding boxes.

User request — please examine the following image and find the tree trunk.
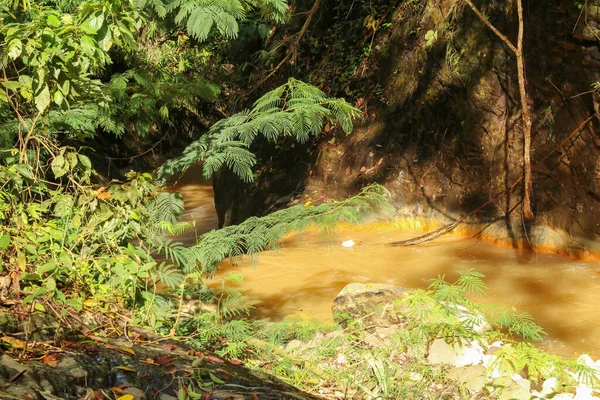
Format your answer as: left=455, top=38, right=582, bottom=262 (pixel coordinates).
left=464, top=0, right=534, bottom=220
left=516, top=0, right=534, bottom=221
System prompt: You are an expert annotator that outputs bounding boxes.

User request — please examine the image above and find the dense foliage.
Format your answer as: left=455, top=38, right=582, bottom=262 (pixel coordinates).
left=0, top=0, right=377, bottom=332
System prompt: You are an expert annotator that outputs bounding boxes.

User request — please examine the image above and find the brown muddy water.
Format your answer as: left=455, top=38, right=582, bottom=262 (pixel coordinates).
left=173, top=180, right=600, bottom=359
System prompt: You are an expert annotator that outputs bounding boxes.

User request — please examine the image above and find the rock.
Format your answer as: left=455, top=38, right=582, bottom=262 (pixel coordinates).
left=448, top=365, right=487, bottom=393
left=541, top=377, right=558, bottom=396
left=498, top=383, right=532, bottom=400
left=58, top=356, right=88, bottom=381
left=124, top=387, right=147, bottom=399
left=552, top=394, right=575, bottom=400
left=332, top=283, right=408, bottom=328
left=427, top=339, right=484, bottom=367
left=575, top=384, right=600, bottom=400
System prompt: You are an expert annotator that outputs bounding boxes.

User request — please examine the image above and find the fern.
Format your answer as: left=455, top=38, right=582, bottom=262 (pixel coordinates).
left=174, top=184, right=390, bottom=275
left=148, top=192, right=185, bottom=225
left=156, top=78, right=361, bottom=183
left=494, top=309, right=547, bottom=341
left=155, top=261, right=185, bottom=288
left=167, top=0, right=287, bottom=41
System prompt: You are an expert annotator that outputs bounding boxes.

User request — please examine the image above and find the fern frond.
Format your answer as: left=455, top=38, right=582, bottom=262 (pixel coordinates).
left=149, top=192, right=185, bottom=225
left=156, top=79, right=361, bottom=183
left=156, top=261, right=185, bottom=289
left=494, top=309, right=547, bottom=341
left=185, top=184, right=390, bottom=276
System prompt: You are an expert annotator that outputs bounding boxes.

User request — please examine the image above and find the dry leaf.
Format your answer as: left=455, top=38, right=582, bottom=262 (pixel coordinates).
left=204, top=355, right=225, bottom=364
left=41, top=353, right=61, bottom=368
left=118, top=346, right=135, bottom=356
left=153, top=355, right=176, bottom=366
left=1, top=336, right=26, bottom=349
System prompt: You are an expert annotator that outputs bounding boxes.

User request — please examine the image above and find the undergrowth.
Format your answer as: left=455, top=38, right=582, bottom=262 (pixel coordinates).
left=172, top=270, right=600, bottom=399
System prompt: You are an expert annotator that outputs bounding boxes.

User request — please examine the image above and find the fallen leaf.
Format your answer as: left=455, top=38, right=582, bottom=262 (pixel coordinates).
left=10, top=271, right=20, bottom=294
left=0, top=275, right=10, bottom=290
left=204, top=355, right=225, bottom=364
left=41, top=353, right=61, bottom=368
left=153, top=355, right=176, bottom=366
left=228, top=358, right=243, bottom=366
left=114, top=366, right=136, bottom=372
left=118, top=345, right=135, bottom=356
left=1, top=336, right=26, bottom=349
left=116, top=395, right=133, bottom=400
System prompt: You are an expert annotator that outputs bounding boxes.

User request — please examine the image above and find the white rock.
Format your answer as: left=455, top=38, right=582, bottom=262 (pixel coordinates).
left=427, top=339, right=484, bottom=367
left=454, top=341, right=485, bottom=367
left=342, top=240, right=355, bottom=247
left=575, top=384, right=600, bottom=400
left=541, top=377, right=558, bottom=396
left=552, top=394, right=575, bottom=400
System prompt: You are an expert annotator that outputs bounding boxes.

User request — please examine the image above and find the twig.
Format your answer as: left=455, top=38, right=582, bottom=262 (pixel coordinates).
left=250, top=0, right=321, bottom=93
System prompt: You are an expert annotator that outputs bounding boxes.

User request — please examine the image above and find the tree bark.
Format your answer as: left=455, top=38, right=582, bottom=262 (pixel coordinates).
left=516, top=0, right=534, bottom=220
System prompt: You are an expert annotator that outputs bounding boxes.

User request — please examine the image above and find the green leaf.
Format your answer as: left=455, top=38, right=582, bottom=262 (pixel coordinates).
left=35, top=84, right=51, bottom=113
left=1, top=81, right=21, bottom=91
left=81, top=35, right=96, bottom=55
left=7, top=39, right=22, bottom=59
left=37, top=260, right=56, bottom=275
left=65, top=299, right=83, bottom=311
left=81, top=13, right=105, bottom=34
left=51, top=155, right=68, bottom=178
left=13, top=164, right=33, bottom=179
left=59, top=251, right=73, bottom=269
left=208, top=372, right=225, bottom=384
left=77, top=154, right=92, bottom=169
left=47, top=14, right=61, bottom=27
left=53, top=90, right=64, bottom=105
left=34, top=302, right=46, bottom=312
left=0, top=234, right=10, bottom=250
left=18, top=75, right=32, bottom=87
left=66, top=152, right=78, bottom=169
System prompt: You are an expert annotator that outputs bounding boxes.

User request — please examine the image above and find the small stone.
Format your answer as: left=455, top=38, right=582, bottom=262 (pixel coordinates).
left=124, top=387, right=147, bottom=400
left=58, top=357, right=87, bottom=380
left=552, top=394, right=575, bottom=400
left=448, top=365, right=487, bottom=393
left=498, top=383, right=532, bottom=400
left=158, top=394, right=177, bottom=400
left=427, top=339, right=483, bottom=367
left=285, top=339, right=304, bottom=352
left=409, top=372, right=423, bottom=381
left=513, top=378, right=531, bottom=392
left=541, top=377, right=558, bottom=396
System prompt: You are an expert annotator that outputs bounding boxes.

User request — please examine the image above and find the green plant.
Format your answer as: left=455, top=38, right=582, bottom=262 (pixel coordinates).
left=156, top=78, right=362, bottom=184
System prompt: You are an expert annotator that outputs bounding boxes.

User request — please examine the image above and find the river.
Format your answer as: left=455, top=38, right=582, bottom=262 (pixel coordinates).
left=174, top=178, right=600, bottom=359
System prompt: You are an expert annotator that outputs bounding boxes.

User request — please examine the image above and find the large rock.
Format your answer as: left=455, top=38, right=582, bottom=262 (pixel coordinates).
left=332, top=283, right=409, bottom=329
